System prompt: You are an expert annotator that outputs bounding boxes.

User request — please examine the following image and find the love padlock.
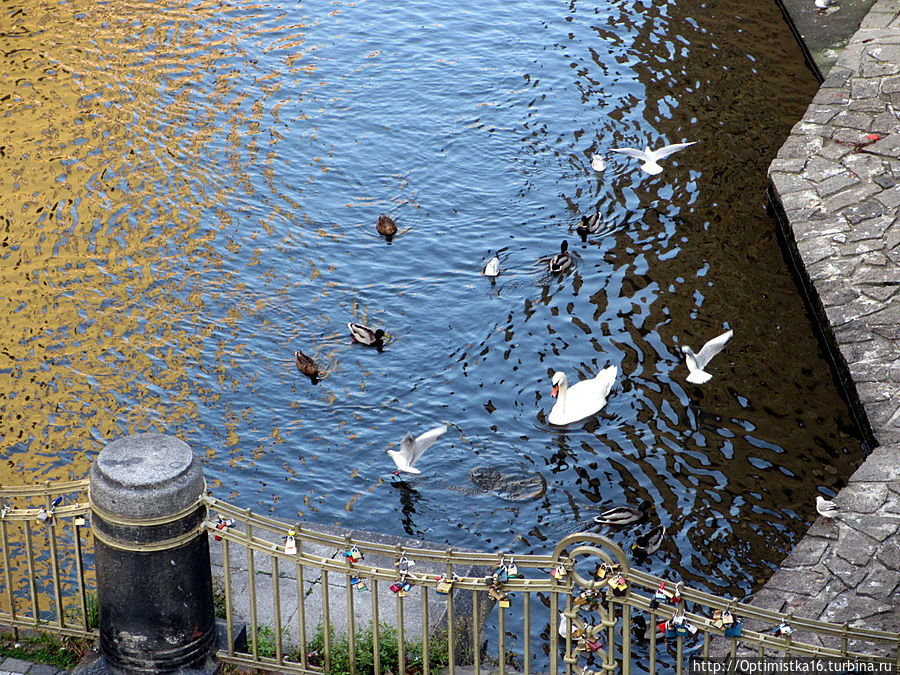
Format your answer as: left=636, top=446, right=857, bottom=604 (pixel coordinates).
left=650, top=582, right=667, bottom=609
left=435, top=574, right=455, bottom=595
left=283, top=529, right=297, bottom=555
left=550, top=564, right=567, bottom=580
left=398, top=581, right=413, bottom=598
left=724, top=619, right=743, bottom=638
left=711, top=609, right=724, bottom=630
left=344, top=546, right=363, bottom=563
left=773, top=621, right=792, bottom=637
left=607, top=574, right=628, bottom=596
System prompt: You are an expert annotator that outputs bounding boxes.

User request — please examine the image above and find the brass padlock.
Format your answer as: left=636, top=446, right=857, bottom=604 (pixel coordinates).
left=436, top=576, right=454, bottom=594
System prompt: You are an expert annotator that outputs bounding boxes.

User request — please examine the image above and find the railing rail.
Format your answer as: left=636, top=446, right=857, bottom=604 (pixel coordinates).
left=0, top=481, right=896, bottom=674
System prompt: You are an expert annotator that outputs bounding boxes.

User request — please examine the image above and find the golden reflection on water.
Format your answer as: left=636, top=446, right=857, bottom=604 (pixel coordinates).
left=0, top=0, right=269, bottom=481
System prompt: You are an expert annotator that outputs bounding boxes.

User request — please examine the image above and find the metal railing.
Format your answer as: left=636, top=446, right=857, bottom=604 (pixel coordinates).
left=0, top=479, right=96, bottom=640
left=205, top=496, right=900, bottom=675
left=0, top=481, right=896, bottom=674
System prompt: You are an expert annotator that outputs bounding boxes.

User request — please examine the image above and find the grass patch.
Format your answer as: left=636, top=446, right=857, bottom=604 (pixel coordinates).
left=0, top=632, right=93, bottom=670
left=306, top=623, right=450, bottom=675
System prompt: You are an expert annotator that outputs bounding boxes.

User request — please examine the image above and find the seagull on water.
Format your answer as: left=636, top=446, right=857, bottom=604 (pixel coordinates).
left=483, top=252, right=500, bottom=278
left=815, top=495, right=840, bottom=520
left=682, top=329, right=733, bottom=384
left=387, top=425, right=448, bottom=475
left=590, top=154, right=606, bottom=172
left=611, top=141, right=697, bottom=175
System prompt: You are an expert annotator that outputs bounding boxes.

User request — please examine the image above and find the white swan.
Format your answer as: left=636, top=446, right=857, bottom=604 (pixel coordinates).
left=547, top=366, right=617, bottom=425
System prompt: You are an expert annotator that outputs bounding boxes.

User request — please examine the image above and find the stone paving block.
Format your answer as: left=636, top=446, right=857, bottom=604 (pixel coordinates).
left=0, top=660, right=31, bottom=674
left=26, top=666, right=59, bottom=675
left=833, top=482, right=889, bottom=512
left=874, top=184, right=900, bottom=209
left=827, top=183, right=882, bottom=212
left=818, top=171, right=860, bottom=196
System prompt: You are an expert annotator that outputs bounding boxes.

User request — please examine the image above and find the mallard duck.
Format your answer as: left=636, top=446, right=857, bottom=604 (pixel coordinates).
left=548, top=240, right=572, bottom=273
left=348, top=322, right=385, bottom=350
left=682, top=329, right=733, bottom=384
left=548, top=366, right=617, bottom=426
left=483, top=252, right=500, bottom=278
left=594, top=500, right=653, bottom=526
left=376, top=214, right=398, bottom=239
left=576, top=213, right=601, bottom=241
left=632, top=524, right=666, bottom=556
left=294, top=350, right=320, bottom=382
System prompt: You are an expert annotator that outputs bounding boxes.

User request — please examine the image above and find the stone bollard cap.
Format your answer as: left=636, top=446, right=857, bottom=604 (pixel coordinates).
left=90, top=433, right=205, bottom=520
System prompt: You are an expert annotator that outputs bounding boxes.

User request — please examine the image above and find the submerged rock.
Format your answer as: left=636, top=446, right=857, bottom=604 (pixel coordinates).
left=469, top=466, right=547, bottom=502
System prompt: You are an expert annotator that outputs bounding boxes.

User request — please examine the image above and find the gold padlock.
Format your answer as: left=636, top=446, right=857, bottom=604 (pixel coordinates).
left=436, top=578, right=453, bottom=594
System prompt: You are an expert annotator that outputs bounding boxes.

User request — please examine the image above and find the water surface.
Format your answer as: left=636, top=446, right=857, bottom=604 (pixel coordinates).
left=0, top=0, right=862, bottom=611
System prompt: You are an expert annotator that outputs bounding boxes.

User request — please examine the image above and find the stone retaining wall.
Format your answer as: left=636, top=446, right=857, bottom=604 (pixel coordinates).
left=758, top=0, right=899, bottom=640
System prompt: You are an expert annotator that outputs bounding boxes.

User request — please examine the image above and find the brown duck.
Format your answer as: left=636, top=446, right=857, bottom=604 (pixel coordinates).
left=294, top=350, right=320, bottom=383
left=376, top=213, right=398, bottom=240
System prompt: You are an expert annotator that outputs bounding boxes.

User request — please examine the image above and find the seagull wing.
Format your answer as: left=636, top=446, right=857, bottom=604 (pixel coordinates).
left=610, top=147, right=650, bottom=161
left=647, top=141, right=697, bottom=161
left=407, top=425, right=448, bottom=467
left=693, top=329, right=733, bottom=370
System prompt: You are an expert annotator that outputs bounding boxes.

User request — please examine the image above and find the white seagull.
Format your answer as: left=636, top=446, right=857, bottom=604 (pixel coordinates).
left=682, top=329, right=733, bottom=384
left=610, top=141, right=697, bottom=175
left=590, top=154, right=606, bottom=172
left=387, top=425, right=448, bottom=475
left=815, top=495, right=840, bottom=520
left=483, top=252, right=500, bottom=278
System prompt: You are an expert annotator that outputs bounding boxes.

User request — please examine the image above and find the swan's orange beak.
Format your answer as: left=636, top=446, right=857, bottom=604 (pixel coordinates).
left=551, top=384, right=558, bottom=397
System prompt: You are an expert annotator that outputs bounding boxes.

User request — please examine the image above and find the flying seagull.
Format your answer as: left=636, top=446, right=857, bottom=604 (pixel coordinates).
left=387, top=425, right=449, bottom=475
left=682, top=329, right=733, bottom=384
left=815, top=495, right=840, bottom=520
left=610, top=141, right=697, bottom=175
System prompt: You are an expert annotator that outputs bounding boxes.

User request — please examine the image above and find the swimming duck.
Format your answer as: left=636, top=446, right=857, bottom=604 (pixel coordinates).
left=548, top=240, right=572, bottom=274
left=376, top=214, right=398, bottom=240
left=576, top=213, right=601, bottom=241
left=294, top=350, right=320, bottom=382
left=547, top=365, right=617, bottom=426
left=483, top=252, right=500, bottom=278
left=632, top=524, right=666, bottom=556
left=594, top=500, right=653, bottom=526
left=348, top=322, right=385, bottom=350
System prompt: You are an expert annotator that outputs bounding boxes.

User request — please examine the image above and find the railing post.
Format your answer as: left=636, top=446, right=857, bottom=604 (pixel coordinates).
left=88, top=433, right=216, bottom=674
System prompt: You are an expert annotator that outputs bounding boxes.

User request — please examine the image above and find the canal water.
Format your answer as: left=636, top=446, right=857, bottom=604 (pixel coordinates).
left=0, top=0, right=862, bottom=618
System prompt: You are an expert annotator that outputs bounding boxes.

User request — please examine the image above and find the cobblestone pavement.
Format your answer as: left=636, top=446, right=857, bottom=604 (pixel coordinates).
left=0, top=657, right=66, bottom=675
left=764, top=0, right=900, bottom=644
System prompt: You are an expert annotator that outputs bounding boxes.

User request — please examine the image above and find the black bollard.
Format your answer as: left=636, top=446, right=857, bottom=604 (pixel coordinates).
left=88, top=434, right=216, bottom=674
